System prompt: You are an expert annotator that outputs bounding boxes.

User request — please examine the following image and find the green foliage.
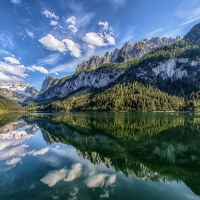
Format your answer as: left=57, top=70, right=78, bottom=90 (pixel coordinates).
left=38, top=82, right=186, bottom=112
left=36, top=38, right=200, bottom=112
left=0, top=97, right=26, bottom=113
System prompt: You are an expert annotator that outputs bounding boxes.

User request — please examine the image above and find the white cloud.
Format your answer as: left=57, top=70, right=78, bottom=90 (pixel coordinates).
left=27, top=66, right=48, bottom=74
left=0, top=72, right=22, bottom=82
left=50, top=20, right=58, bottom=26
left=66, top=16, right=76, bottom=25
left=105, top=35, right=115, bottom=45
left=4, top=56, right=20, bottom=65
left=99, top=21, right=109, bottom=31
left=62, top=39, right=81, bottom=57
left=39, top=34, right=81, bottom=57
left=0, top=143, right=28, bottom=161
left=64, top=163, right=82, bottom=182
left=83, top=21, right=115, bottom=47
left=31, top=147, right=49, bottom=156
left=66, top=16, right=78, bottom=34
left=107, top=175, right=116, bottom=185
left=85, top=174, right=107, bottom=188
left=25, top=28, right=34, bottom=39
left=0, top=139, right=23, bottom=151
left=10, top=0, right=21, bottom=4
left=83, top=32, right=105, bottom=47
left=39, top=34, right=67, bottom=53
left=41, top=168, right=68, bottom=187
left=42, top=10, right=59, bottom=20
left=5, top=157, right=21, bottom=165
left=68, top=25, right=78, bottom=34
left=0, top=62, right=27, bottom=78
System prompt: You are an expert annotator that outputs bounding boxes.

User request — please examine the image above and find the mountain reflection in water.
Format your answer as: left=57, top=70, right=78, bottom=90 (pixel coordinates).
left=0, top=112, right=199, bottom=200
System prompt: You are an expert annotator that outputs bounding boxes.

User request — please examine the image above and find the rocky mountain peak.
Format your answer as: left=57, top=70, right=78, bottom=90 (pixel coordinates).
left=0, top=81, right=39, bottom=104
left=183, top=22, right=200, bottom=45
left=41, top=76, right=54, bottom=92
left=76, top=36, right=180, bottom=71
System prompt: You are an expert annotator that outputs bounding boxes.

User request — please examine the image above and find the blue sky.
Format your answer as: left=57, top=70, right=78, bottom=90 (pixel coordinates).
left=0, top=0, right=200, bottom=89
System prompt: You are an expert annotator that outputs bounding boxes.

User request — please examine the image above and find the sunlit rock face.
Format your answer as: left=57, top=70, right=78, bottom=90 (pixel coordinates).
left=76, top=37, right=180, bottom=71
left=38, top=68, right=124, bottom=101
left=40, top=76, right=54, bottom=92
left=0, top=82, right=39, bottom=103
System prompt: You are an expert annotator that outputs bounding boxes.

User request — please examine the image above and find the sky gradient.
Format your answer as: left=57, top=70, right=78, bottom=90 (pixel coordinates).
left=0, top=0, right=200, bottom=89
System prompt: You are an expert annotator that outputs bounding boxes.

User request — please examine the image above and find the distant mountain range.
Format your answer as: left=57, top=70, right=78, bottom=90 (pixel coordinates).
left=0, top=82, right=39, bottom=104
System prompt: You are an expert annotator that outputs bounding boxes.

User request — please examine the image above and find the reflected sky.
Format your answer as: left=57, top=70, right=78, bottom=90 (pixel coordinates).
left=0, top=114, right=199, bottom=200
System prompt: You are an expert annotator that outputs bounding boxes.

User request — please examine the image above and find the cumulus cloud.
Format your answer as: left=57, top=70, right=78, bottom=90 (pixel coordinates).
left=0, top=61, right=27, bottom=78
left=10, top=0, right=21, bottom=4
left=66, top=16, right=76, bottom=25
left=39, top=34, right=67, bottom=53
left=105, top=35, right=115, bottom=45
left=66, top=16, right=78, bottom=34
left=41, top=168, right=68, bottom=187
left=25, top=28, right=34, bottom=39
left=85, top=174, right=107, bottom=188
left=62, top=39, right=81, bottom=57
left=42, top=10, right=59, bottom=20
left=85, top=173, right=116, bottom=198
left=68, top=25, right=78, bottom=34
left=39, top=34, right=81, bottom=57
left=83, top=21, right=115, bottom=47
left=83, top=32, right=105, bottom=47
left=64, top=163, right=82, bottom=182
left=0, top=54, right=50, bottom=81
left=27, top=66, right=48, bottom=74
left=99, top=21, right=109, bottom=31
left=4, top=56, right=20, bottom=65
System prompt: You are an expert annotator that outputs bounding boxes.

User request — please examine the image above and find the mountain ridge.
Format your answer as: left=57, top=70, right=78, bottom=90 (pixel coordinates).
left=30, top=22, right=200, bottom=111
left=76, top=36, right=181, bottom=71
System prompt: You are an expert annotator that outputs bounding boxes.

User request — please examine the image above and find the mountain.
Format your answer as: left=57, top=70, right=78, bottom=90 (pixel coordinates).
left=0, top=96, right=17, bottom=112
left=35, top=22, right=200, bottom=111
left=183, top=23, right=200, bottom=45
left=40, top=76, right=54, bottom=93
left=0, top=82, right=39, bottom=104
left=76, top=36, right=180, bottom=71
left=38, top=67, right=125, bottom=101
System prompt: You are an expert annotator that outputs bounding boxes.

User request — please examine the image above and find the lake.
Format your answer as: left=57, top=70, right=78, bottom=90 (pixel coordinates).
left=0, top=112, right=200, bottom=200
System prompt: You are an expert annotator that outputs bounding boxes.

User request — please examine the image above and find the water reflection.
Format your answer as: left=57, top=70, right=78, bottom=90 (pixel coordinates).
left=0, top=113, right=199, bottom=199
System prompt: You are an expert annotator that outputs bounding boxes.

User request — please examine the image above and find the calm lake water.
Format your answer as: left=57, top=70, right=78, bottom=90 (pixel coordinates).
left=0, top=112, right=200, bottom=200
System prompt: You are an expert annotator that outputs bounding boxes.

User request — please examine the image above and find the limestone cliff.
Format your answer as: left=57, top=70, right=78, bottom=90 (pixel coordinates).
left=76, top=36, right=180, bottom=71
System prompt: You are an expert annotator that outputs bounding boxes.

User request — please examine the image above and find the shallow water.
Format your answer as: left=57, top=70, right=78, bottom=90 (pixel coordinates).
left=0, top=112, right=200, bottom=200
